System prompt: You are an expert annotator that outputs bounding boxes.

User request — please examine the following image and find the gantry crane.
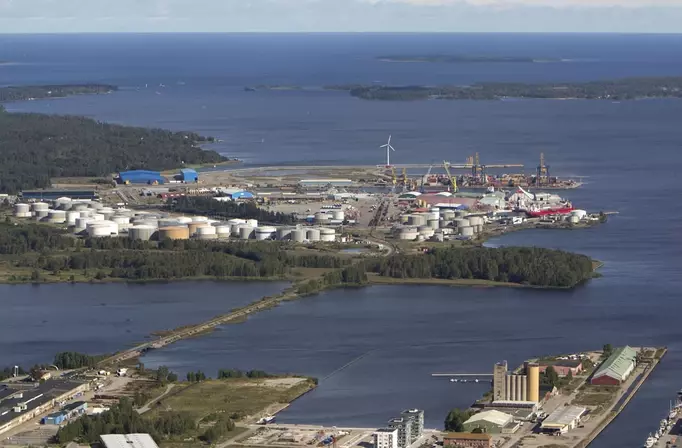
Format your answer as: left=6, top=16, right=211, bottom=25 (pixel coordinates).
left=443, top=160, right=458, bottom=193
left=401, top=168, right=408, bottom=191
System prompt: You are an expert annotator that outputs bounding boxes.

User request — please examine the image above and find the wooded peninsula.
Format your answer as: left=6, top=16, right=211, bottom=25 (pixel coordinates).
left=0, top=84, right=117, bottom=102
left=0, top=221, right=596, bottom=289
left=0, top=106, right=224, bottom=193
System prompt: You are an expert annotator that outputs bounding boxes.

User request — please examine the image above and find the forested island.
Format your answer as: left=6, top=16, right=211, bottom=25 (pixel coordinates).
left=0, top=107, right=224, bottom=192
left=0, top=84, right=117, bottom=102
left=336, top=76, right=682, bottom=101
left=377, top=55, right=558, bottom=63
left=0, top=221, right=595, bottom=289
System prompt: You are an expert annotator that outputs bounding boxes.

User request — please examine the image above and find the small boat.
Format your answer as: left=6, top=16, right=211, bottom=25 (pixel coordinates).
left=258, top=416, right=276, bottom=425
left=644, top=434, right=655, bottom=448
left=475, top=379, right=479, bottom=383
left=449, top=379, right=455, bottom=383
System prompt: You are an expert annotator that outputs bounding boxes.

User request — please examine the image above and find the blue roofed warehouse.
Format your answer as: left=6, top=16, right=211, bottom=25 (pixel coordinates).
left=117, top=170, right=166, bottom=185
left=179, top=168, right=198, bottom=183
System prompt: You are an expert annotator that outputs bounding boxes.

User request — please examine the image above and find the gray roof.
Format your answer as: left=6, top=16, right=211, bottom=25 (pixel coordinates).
left=541, top=406, right=586, bottom=429
left=101, top=434, right=159, bottom=448
left=593, top=346, right=637, bottom=381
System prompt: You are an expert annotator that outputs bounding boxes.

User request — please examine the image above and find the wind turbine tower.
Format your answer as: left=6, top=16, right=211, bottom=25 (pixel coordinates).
left=380, top=135, right=396, bottom=167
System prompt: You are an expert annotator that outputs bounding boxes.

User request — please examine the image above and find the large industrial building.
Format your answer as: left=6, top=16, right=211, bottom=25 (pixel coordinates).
left=491, top=361, right=540, bottom=404
left=591, top=346, right=637, bottom=386
left=178, top=168, right=198, bottom=183
left=0, top=380, right=90, bottom=436
left=117, top=170, right=166, bottom=185
left=462, top=410, right=515, bottom=434
left=443, top=432, right=492, bottom=448
left=101, top=433, right=159, bottom=448
left=540, top=406, right=587, bottom=434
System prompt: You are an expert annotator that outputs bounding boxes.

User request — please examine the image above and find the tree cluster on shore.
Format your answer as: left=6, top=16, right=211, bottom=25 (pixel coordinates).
left=167, top=196, right=296, bottom=225
left=0, top=84, right=116, bottom=102
left=0, top=107, right=223, bottom=192
left=365, top=246, right=594, bottom=288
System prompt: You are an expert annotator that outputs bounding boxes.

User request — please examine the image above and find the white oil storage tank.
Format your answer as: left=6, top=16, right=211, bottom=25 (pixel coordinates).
left=292, top=229, right=306, bottom=243
left=191, top=216, right=208, bottom=223
left=397, top=227, right=419, bottom=240
left=214, top=226, right=231, bottom=239
left=319, top=228, right=335, bottom=242
left=32, top=202, right=49, bottom=212
left=569, top=215, right=580, bottom=224
left=75, top=217, right=93, bottom=230
left=34, top=210, right=49, bottom=221
left=427, top=219, right=439, bottom=229
left=228, top=219, right=247, bottom=226
left=307, top=228, right=321, bottom=242
left=87, top=221, right=117, bottom=237
left=93, top=213, right=105, bottom=222
left=128, top=225, right=156, bottom=241
left=255, top=226, right=276, bottom=241
left=14, top=203, right=31, bottom=218
left=460, top=226, right=475, bottom=237
left=79, top=210, right=92, bottom=218
left=246, top=219, right=258, bottom=228
left=176, top=216, right=193, bottom=224
left=66, top=211, right=80, bottom=225
left=277, top=227, right=293, bottom=240
left=47, top=210, right=66, bottom=223
left=196, top=225, right=217, bottom=240
left=239, top=226, right=255, bottom=240
left=332, top=210, right=345, bottom=221
left=454, top=218, right=469, bottom=228
left=315, top=212, right=330, bottom=223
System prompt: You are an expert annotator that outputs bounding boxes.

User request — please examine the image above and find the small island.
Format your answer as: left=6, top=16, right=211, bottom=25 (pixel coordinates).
left=377, top=55, right=559, bottom=63
left=0, top=84, right=117, bottom=103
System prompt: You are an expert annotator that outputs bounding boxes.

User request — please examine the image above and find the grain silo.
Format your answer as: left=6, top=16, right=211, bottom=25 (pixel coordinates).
left=460, top=226, right=474, bottom=237
left=47, top=210, right=66, bottom=224
left=14, top=203, right=31, bottom=218
left=276, top=227, right=293, bottom=241
left=128, top=225, right=156, bottom=241
left=213, top=225, right=230, bottom=239
left=158, top=226, right=190, bottom=240
left=255, top=226, right=276, bottom=241
left=291, top=228, right=306, bottom=243
left=196, top=225, right=217, bottom=240
left=505, top=376, right=512, bottom=400
left=239, top=225, right=255, bottom=240
left=520, top=375, right=527, bottom=401
left=526, top=362, right=540, bottom=403
left=319, top=228, right=335, bottom=242
left=307, top=228, right=321, bottom=242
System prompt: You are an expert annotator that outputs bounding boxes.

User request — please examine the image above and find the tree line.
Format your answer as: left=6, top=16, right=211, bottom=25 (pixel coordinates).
left=364, top=246, right=594, bottom=288
left=168, top=196, right=296, bottom=225
left=217, top=369, right=278, bottom=379
left=53, top=351, right=104, bottom=369
left=0, top=107, right=224, bottom=192
left=0, top=84, right=116, bottom=102
left=55, top=397, right=195, bottom=444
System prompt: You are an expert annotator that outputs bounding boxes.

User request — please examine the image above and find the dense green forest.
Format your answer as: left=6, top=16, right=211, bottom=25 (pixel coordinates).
left=324, top=76, right=682, bottom=101
left=366, top=246, right=595, bottom=288
left=0, top=84, right=116, bottom=102
left=0, top=107, right=224, bottom=192
left=53, top=351, right=104, bottom=369
left=55, top=398, right=197, bottom=444
left=167, top=196, right=296, bottom=225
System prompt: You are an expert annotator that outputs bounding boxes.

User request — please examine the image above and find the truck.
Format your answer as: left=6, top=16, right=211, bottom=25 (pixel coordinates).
left=116, top=368, right=128, bottom=377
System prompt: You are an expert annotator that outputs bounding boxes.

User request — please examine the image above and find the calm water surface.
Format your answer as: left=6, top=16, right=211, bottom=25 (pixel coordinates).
left=2, top=34, right=681, bottom=447
left=0, top=282, right=288, bottom=367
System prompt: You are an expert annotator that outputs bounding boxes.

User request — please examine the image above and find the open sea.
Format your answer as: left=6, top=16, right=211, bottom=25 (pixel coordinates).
left=2, top=33, right=682, bottom=447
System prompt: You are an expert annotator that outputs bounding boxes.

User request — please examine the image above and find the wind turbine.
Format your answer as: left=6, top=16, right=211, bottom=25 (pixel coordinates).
left=380, top=135, right=396, bottom=167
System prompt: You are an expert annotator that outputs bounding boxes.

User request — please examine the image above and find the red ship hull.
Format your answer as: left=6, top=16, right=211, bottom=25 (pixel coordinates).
left=527, top=207, right=575, bottom=217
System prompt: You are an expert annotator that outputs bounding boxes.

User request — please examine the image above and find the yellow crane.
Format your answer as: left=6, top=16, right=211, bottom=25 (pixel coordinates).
left=401, top=168, right=408, bottom=189
left=443, top=160, right=458, bottom=193
left=391, top=166, right=397, bottom=189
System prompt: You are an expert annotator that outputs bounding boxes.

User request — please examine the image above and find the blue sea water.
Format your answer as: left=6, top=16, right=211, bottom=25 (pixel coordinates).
left=2, top=33, right=682, bottom=446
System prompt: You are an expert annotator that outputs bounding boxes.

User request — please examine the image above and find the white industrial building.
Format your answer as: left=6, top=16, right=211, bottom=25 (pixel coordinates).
left=100, top=434, right=159, bottom=448
left=374, top=428, right=399, bottom=448
left=540, top=406, right=587, bottom=434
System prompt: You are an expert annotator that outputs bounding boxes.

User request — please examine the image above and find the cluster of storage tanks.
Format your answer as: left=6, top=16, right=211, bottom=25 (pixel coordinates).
left=13, top=200, right=336, bottom=242
left=313, top=210, right=345, bottom=225
left=394, top=208, right=486, bottom=241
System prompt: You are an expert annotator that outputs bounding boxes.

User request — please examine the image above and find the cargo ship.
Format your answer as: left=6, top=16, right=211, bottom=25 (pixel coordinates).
left=526, top=205, right=575, bottom=218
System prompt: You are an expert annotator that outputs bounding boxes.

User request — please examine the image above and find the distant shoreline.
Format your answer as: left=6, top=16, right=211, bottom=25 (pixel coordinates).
left=376, top=55, right=560, bottom=64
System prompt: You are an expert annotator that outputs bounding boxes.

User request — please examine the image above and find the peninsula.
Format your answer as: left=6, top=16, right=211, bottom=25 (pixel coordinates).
left=377, top=55, right=559, bottom=63
left=0, top=84, right=117, bottom=102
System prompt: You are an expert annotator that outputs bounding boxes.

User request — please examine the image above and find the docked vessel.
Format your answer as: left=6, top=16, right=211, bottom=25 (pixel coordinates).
left=527, top=206, right=575, bottom=218
left=258, top=416, right=276, bottom=425
left=508, top=186, right=575, bottom=217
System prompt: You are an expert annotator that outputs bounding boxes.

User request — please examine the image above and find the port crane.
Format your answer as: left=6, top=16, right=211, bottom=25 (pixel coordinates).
left=442, top=161, right=458, bottom=193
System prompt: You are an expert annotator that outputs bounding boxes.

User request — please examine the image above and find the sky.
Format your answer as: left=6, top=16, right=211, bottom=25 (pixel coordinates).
left=1, top=0, right=682, bottom=33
